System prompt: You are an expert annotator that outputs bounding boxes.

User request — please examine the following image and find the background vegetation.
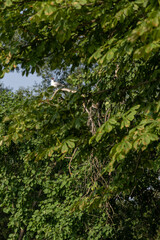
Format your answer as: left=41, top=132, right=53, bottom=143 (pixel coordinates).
left=0, top=0, right=160, bottom=239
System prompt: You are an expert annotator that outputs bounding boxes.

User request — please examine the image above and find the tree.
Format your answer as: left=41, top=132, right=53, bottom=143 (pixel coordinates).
left=0, top=0, right=160, bottom=239
left=0, top=0, right=160, bottom=74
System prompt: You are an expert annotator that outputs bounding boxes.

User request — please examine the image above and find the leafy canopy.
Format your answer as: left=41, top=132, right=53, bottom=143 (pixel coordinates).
left=0, top=0, right=160, bottom=239
left=0, top=0, right=160, bottom=75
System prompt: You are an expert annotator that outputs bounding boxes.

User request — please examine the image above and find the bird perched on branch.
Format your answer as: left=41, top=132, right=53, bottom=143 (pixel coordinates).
left=50, top=77, right=76, bottom=93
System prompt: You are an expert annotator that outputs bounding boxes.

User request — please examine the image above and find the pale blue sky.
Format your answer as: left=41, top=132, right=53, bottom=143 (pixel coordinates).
left=1, top=71, right=42, bottom=91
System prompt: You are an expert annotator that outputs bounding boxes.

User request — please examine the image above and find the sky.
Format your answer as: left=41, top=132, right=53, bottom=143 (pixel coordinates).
left=1, top=71, right=43, bottom=91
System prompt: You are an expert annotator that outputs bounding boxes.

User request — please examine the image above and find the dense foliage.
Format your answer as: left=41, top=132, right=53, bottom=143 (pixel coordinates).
left=0, top=0, right=160, bottom=239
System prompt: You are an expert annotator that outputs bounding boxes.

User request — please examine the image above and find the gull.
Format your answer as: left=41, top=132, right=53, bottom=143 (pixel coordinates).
left=51, top=78, right=63, bottom=88
left=50, top=77, right=76, bottom=93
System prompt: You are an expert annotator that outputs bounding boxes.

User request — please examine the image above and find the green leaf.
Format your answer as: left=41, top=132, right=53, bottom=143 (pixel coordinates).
left=89, top=135, right=96, bottom=144
left=5, top=0, right=12, bottom=7
left=133, top=139, right=140, bottom=150
left=124, top=141, right=132, bottom=153
left=61, top=142, right=68, bottom=153
left=106, top=49, right=115, bottom=61
left=109, top=118, right=117, bottom=125
left=105, top=123, right=112, bottom=132
left=80, top=0, right=87, bottom=4
left=148, top=133, right=159, bottom=141
left=116, top=143, right=123, bottom=153
left=92, top=48, right=102, bottom=60
left=121, top=118, right=130, bottom=128
left=141, top=134, right=150, bottom=145
left=96, top=130, right=105, bottom=142
left=44, top=5, right=55, bottom=16
left=151, top=17, right=159, bottom=27
left=67, top=140, right=75, bottom=148
left=126, top=113, right=135, bottom=121
left=73, top=2, right=82, bottom=9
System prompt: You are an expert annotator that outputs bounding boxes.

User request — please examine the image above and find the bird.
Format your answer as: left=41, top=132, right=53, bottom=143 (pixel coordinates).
left=50, top=77, right=76, bottom=93
left=50, top=78, right=63, bottom=88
